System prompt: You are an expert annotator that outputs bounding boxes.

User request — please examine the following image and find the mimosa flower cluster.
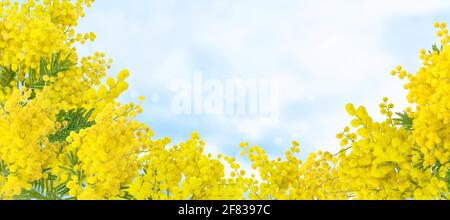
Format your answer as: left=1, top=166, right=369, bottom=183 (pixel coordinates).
left=0, top=0, right=448, bottom=200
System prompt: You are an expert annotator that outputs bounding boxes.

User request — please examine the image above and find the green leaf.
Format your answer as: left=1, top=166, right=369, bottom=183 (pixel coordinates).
left=429, top=44, right=444, bottom=54
left=0, top=52, right=74, bottom=98
left=26, top=51, right=75, bottom=91
left=48, top=52, right=73, bottom=76
left=66, top=151, right=80, bottom=168
left=48, top=108, right=96, bottom=143
left=0, top=160, right=9, bottom=177
left=432, top=44, right=444, bottom=54
left=394, top=112, right=413, bottom=131
left=14, top=175, right=70, bottom=200
left=118, top=191, right=136, bottom=200
left=0, top=66, right=16, bottom=88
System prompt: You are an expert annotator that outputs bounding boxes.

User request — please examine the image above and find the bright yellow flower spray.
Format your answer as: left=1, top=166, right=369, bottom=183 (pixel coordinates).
left=0, top=0, right=449, bottom=200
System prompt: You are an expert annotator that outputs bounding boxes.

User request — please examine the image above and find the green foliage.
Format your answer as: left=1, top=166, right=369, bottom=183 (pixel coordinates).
left=0, top=161, right=9, bottom=177
left=118, top=190, right=136, bottom=200
left=394, top=112, right=413, bottom=131
left=430, top=43, right=444, bottom=54
left=26, top=51, right=74, bottom=90
left=67, top=151, right=80, bottom=167
left=14, top=152, right=86, bottom=200
left=59, top=152, right=84, bottom=182
left=431, top=162, right=443, bottom=177
left=49, top=108, right=96, bottom=143
left=14, top=171, right=70, bottom=200
left=0, top=66, right=16, bottom=89
left=0, top=52, right=74, bottom=93
left=13, top=152, right=85, bottom=200
left=0, top=54, right=83, bottom=200
left=0, top=52, right=74, bottom=103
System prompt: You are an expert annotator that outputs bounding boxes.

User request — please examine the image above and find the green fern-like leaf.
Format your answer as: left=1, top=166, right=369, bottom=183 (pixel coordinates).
left=66, top=151, right=80, bottom=167
left=0, top=66, right=16, bottom=89
left=0, top=52, right=74, bottom=98
left=27, top=51, right=74, bottom=90
left=429, top=43, right=444, bottom=55
left=14, top=174, right=70, bottom=200
left=49, top=108, right=96, bottom=143
left=118, top=191, right=136, bottom=200
left=0, top=161, right=9, bottom=177
left=48, top=52, right=74, bottom=76
left=394, top=112, right=413, bottom=131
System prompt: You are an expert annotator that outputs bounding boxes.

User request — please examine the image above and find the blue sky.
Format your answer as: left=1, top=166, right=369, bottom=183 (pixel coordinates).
left=77, top=0, right=450, bottom=161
